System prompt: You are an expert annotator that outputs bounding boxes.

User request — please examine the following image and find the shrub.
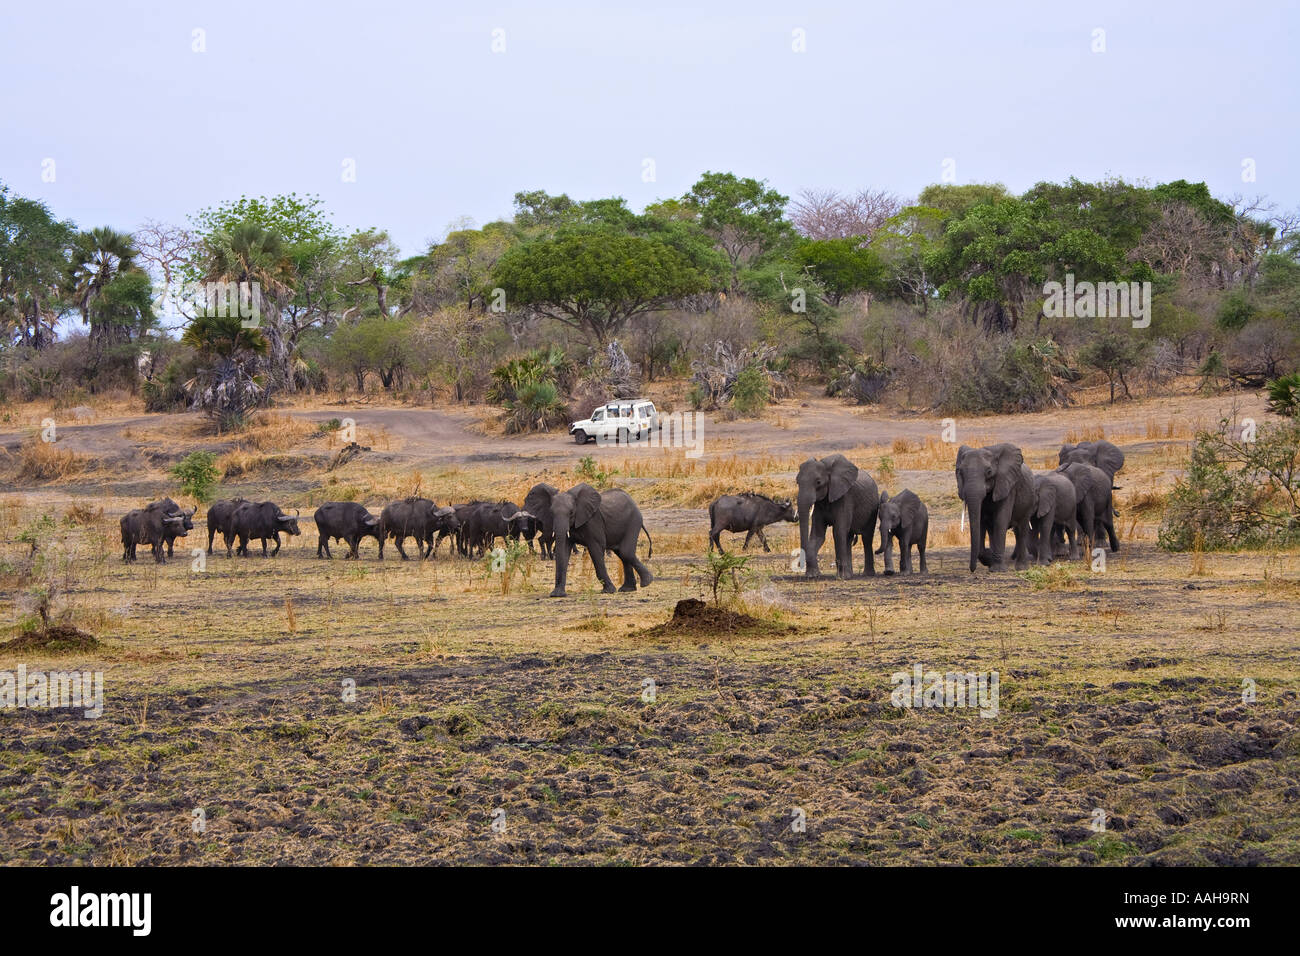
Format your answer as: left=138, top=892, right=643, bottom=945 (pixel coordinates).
left=1158, top=417, right=1300, bottom=551
left=169, top=451, right=220, bottom=503
left=730, top=364, right=771, bottom=416
left=945, top=337, right=1074, bottom=414
left=1266, top=371, right=1300, bottom=418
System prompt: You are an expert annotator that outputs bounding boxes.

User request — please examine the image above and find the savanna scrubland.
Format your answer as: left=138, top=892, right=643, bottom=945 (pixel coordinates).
left=0, top=173, right=1298, bottom=865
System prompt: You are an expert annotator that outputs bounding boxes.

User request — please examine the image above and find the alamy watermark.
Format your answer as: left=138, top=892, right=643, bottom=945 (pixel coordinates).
left=890, top=663, right=999, bottom=718
left=1, top=666, right=103, bottom=718
left=1043, top=274, right=1151, bottom=329
left=592, top=411, right=706, bottom=458
left=152, top=280, right=262, bottom=327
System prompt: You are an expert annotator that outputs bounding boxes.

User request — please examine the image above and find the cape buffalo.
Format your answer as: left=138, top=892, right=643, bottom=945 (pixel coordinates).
left=708, top=492, right=796, bottom=553
left=379, top=497, right=457, bottom=560
left=462, top=501, right=522, bottom=557
left=231, top=501, right=301, bottom=557
left=121, top=499, right=194, bottom=563
left=206, top=497, right=248, bottom=556
left=314, top=501, right=382, bottom=559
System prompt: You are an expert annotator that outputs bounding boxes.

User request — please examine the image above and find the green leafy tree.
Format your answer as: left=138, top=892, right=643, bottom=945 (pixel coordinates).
left=492, top=228, right=714, bottom=343
left=0, top=182, right=75, bottom=349
left=683, top=172, right=794, bottom=290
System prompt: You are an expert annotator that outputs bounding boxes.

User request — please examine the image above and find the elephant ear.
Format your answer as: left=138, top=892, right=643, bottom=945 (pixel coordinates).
left=991, top=445, right=1024, bottom=502
left=1058, top=443, right=1077, bottom=466
left=824, top=454, right=859, bottom=502
left=1095, top=441, right=1125, bottom=477
left=1033, top=477, right=1053, bottom=518
left=524, top=483, right=557, bottom=521
left=879, top=490, right=889, bottom=506
left=570, top=483, right=602, bottom=528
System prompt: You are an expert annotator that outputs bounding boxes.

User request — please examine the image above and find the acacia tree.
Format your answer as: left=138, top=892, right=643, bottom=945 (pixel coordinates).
left=492, top=228, right=715, bottom=344
left=683, top=172, right=793, bottom=291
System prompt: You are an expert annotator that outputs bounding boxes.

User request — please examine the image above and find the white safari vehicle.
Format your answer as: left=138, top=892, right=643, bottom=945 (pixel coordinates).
left=569, top=399, right=659, bottom=445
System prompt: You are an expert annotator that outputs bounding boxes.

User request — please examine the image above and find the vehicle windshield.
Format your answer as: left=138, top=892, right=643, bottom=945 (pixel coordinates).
left=592, top=410, right=604, bottom=421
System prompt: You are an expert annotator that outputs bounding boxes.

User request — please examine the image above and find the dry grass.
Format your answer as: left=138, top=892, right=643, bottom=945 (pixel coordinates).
left=13, top=439, right=92, bottom=483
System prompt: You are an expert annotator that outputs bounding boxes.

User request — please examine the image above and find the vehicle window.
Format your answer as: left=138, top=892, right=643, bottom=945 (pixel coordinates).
left=639, top=406, right=650, bottom=418
left=606, top=404, right=619, bottom=417
left=592, top=410, right=604, bottom=421
left=620, top=405, right=632, bottom=418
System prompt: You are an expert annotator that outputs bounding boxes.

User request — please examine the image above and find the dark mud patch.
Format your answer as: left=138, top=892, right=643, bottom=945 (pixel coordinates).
left=1, top=625, right=101, bottom=653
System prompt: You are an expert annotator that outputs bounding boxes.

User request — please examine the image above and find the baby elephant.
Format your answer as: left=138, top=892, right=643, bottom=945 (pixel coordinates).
left=874, top=490, right=928, bottom=574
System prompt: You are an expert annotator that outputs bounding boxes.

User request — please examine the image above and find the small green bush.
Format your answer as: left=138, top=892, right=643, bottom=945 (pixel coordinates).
left=731, top=364, right=771, bottom=417
left=169, top=451, right=220, bottom=503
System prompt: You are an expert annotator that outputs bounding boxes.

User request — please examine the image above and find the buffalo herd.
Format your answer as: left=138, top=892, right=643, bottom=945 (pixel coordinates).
left=117, top=440, right=1123, bottom=592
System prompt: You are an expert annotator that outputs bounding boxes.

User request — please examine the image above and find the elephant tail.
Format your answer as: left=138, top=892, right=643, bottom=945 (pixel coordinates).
left=640, top=522, right=653, bottom=559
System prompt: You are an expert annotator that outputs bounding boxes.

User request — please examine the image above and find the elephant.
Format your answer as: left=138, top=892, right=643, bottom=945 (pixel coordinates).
left=796, top=454, right=880, bottom=578
left=524, top=483, right=560, bottom=559
left=955, top=443, right=1036, bottom=572
left=530, top=483, right=653, bottom=597
left=1029, top=472, right=1078, bottom=564
left=1059, top=440, right=1124, bottom=480
left=874, top=489, right=928, bottom=574
left=1058, top=462, right=1119, bottom=555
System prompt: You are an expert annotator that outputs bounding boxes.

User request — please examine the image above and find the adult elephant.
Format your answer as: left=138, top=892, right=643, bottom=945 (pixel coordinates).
left=795, top=454, right=880, bottom=578
left=955, top=443, right=1036, bottom=572
left=1058, top=462, right=1119, bottom=554
left=532, top=483, right=653, bottom=597
left=1059, top=440, right=1124, bottom=480
left=524, top=483, right=560, bottom=559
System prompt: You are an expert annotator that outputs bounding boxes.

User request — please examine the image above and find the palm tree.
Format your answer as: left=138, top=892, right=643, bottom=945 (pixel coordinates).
left=199, top=223, right=297, bottom=390
left=68, top=227, right=142, bottom=349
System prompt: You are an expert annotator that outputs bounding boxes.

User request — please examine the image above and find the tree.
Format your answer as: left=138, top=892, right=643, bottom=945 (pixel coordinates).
left=1078, top=327, right=1147, bottom=402
left=492, top=228, right=714, bottom=344
left=190, top=194, right=344, bottom=393
left=873, top=206, right=946, bottom=312
left=793, top=237, right=886, bottom=306
left=789, top=188, right=903, bottom=240
left=133, top=219, right=196, bottom=333
left=0, top=182, right=75, bottom=349
left=68, top=227, right=145, bottom=349
left=916, top=183, right=1012, bottom=221
left=683, top=172, right=793, bottom=290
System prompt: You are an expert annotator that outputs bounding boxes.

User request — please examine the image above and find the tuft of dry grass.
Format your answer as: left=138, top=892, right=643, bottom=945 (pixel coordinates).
left=14, top=440, right=91, bottom=483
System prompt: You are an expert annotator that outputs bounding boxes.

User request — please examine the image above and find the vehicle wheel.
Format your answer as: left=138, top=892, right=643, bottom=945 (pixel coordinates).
left=573, top=430, right=587, bottom=444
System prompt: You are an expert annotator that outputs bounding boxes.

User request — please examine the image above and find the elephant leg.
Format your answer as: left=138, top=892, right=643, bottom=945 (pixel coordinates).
left=917, top=521, right=928, bottom=574
left=618, top=555, right=638, bottom=592
left=899, top=532, right=912, bottom=573
left=588, top=547, right=617, bottom=594
left=832, top=522, right=853, bottom=579
left=862, top=513, right=878, bottom=577
left=1105, top=513, right=1120, bottom=552
left=1013, top=519, right=1032, bottom=571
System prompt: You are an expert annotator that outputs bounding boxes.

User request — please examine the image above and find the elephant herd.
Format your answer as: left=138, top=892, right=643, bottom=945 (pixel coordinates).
left=116, top=438, right=1122, bottom=596
left=713, top=439, right=1123, bottom=579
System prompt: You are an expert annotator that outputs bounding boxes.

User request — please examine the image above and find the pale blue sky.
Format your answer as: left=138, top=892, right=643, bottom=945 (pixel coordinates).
left=2, top=0, right=1296, bottom=255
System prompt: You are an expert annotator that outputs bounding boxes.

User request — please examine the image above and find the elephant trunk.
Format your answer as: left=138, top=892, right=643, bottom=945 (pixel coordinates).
left=966, top=498, right=981, bottom=573
left=551, top=523, right=570, bottom=597
left=879, top=527, right=894, bottom=573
